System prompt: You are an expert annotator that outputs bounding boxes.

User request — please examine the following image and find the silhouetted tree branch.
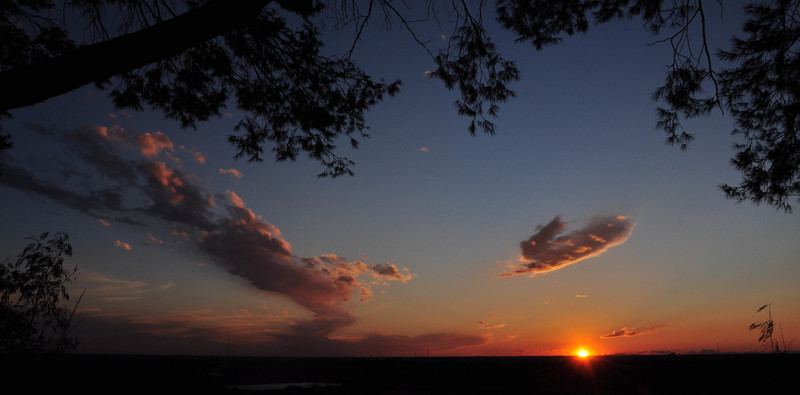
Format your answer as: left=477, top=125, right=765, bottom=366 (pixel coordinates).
left=0, top=1, right=265, bottom=112
left=1, top=0, right=398, bottom=178
left=1, top=232, right=82, bottom=354
left=1, top=0, right=799, bottom=209
left=494, top=0, right=799, bottom=211
left=717, top=0, right=800, bottom=212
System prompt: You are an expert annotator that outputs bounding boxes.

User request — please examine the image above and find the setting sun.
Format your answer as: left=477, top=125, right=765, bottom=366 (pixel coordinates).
left=577, top=349, right=590, bottom=358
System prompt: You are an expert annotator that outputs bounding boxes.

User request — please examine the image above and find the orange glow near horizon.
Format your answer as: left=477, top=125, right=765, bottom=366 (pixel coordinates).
left=576, top=348, right=590, bottom=358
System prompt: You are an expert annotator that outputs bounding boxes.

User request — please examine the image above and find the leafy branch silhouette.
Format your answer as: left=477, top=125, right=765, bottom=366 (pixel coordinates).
left=1, top=232, right=83, bottom=354
left=750, top=303, right=794, bottom=354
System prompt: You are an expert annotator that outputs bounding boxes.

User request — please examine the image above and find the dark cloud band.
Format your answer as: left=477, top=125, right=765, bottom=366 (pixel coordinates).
left=2, top=122, right=414, bottom=337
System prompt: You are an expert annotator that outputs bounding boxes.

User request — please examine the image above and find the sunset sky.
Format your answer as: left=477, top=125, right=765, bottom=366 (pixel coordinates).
left=2, top=2, right=799, bottom=357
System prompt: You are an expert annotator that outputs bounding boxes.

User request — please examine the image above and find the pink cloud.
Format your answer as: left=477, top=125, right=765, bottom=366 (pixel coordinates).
left=6, top=122, right=417, bottom=342
left=222, top=190, right=281, bottom=236
left=226, top=190, right=246, bottom=209
left=200, top=213, right=345, bottom=333
left=219, top=168, right=244, bottom=179
left=93, top=125, right=205, bottom=166
left=200, top=195, right=414, bottom=336
left=503, top=215, right=635, bottom=277
left=135, top=132, right=174, bottom=158
left=181, top=146, right=206, bottom=164
left=145, top=161, right=184, bottom=204
left=139, top=162, right=217, bottom=231
left=147, top=233, right=163, bottom=245
left=368, top=262, right=415, bottom=283
left=170, top=229, right=190, bottom=238
left=115, top=240, right=132, bottom=250
left=93, top=125, right=129, bottom=143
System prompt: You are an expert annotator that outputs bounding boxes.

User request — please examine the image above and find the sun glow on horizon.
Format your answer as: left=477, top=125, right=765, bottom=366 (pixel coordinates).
left=577, top=348, right=590, bottom=358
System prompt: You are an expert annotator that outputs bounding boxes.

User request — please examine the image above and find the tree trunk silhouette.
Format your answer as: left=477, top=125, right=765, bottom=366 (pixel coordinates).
left=0, top=0, right=269, bottom=112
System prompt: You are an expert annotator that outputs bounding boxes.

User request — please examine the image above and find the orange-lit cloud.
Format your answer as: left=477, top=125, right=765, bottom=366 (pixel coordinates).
left=147, top=233, right=164, bottom=245
left=601, top=325, right=663, bottom=338
left=369, top=262, right=415, bottom=283
left=4, top=122, right=416, bottom=341
left=115, top=240, right=131, bottom=250
left=223, top=190, right=281, bottom=236
left=359, top=286, right=373, bottom=302
left=140, top=162, right=217, bottom=231
left=135, top=131, right=174, bottom=158
left=219, top=168, right=243, bottom=179
left=94, top=124, right=128, bottom=142
left=502, top=215, right=635, bottom=277
left=200, top=194, right=414, bottom=336
left=190, top=149, right=206, bottom=164
left=106, top=111, right=132, bottom=120
left=170, top=229, right=190, bottom=238
left=477, top=321, right=507, bottom=330
left=144, top=161, right=184, bottom=204
left=226, top=190, right=246, bottom=209
left=175, top=145, right=206, bottom=164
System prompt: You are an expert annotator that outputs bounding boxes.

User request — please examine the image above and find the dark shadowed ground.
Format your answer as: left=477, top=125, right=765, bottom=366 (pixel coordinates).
left=3, top=353, right=798, bottom=394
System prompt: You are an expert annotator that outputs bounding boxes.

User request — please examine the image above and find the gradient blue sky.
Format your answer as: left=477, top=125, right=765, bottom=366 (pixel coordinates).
left=2, top=2, right=799, bottom=356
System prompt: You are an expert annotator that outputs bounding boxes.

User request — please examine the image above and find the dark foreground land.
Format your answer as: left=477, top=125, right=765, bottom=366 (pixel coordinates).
left=3, top=353, right=799, bottom=394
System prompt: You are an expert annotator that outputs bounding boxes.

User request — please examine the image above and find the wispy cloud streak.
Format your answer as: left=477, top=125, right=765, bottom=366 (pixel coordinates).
left=219, top=168, right=243, bottom=179
left=81, top=272, right=173, bottom=301
left=601, top=325, right=662, bottom=338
